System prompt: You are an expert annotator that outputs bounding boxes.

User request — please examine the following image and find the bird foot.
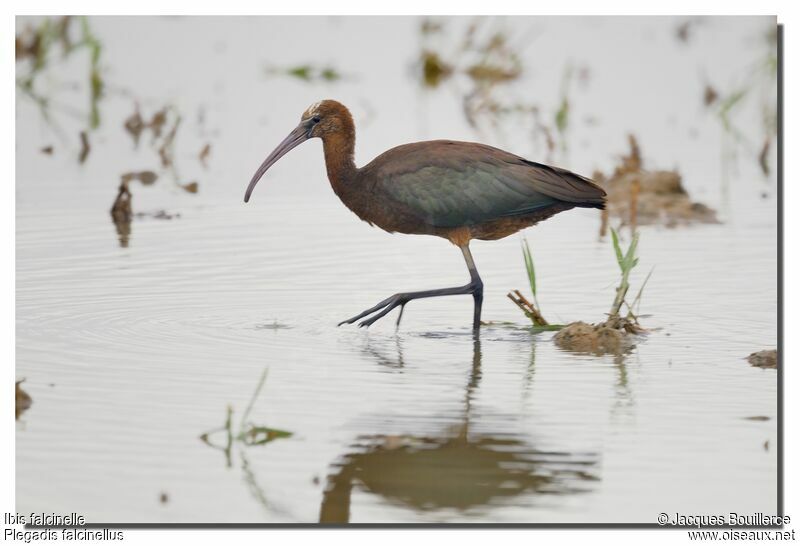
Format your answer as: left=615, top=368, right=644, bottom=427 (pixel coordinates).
left=337, top=281, right=482, bottom=329
left=337, top=294, right=408, bottom=328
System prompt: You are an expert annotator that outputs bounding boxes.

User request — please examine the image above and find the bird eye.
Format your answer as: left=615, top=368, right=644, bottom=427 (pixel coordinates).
left=312, top=116, right=321, bottom=123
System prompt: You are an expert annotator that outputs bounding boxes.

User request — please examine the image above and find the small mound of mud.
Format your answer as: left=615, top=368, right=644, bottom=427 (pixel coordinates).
left=553, top=320, right=637, bottom=355
left=598, top=135, right=718, bottom=228
left=605, top=170, right=718, bottom=227
left=747, top=349, right=777, bottom=369
left=15, top=380, right=32, bottom=420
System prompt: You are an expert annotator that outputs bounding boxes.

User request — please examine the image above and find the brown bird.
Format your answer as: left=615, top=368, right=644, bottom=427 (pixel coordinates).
left=245, top=100, right=605, bottom=330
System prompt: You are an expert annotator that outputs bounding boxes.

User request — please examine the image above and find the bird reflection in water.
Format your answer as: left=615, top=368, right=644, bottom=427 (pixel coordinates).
left=319, top=334, right=599, bottom=523
left=361, top=334, right=406, bottom=370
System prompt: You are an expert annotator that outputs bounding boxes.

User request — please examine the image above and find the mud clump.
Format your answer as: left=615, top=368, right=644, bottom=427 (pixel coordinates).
left=605, top=170, right=718, bottom=227
left=121, top=171, right=158, bottom=186
left=110, top=182, right=133, bottom=247
left=553, top=320, right=638, bottom=355
left=16, top=380, right=32, bottom=420
left=109, top=174, right=181, bottom=247
left=747, top=349, right=777, bottom=369
left=598, top=135, right=718, bottom=229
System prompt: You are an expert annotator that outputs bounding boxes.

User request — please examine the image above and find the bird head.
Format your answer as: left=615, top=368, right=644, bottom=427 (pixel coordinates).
left=244, top=99, right=353, bottom=203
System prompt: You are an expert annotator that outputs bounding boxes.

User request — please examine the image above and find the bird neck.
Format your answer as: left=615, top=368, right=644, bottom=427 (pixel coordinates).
left=321, top=126, right=358, bottom=192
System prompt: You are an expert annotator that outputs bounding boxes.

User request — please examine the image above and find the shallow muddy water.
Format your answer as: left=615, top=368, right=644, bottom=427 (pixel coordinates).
left=16, top=16, right=778, bottom=524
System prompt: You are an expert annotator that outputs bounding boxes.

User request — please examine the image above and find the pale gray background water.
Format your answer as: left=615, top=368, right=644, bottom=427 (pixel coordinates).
left=16, top=16, right=777, bottom=523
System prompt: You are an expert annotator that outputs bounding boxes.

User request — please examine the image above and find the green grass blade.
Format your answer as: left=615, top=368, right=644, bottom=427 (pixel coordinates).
left=521, top=237, right=542, bottom=312
left=239, top=368, right=268, bottom=434
left=623, top=231, right=639, bottom=270
left=522, top=238, right=536, bottom=298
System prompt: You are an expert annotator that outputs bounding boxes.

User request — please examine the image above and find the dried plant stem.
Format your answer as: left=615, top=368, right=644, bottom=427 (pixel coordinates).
left=609, top=276, right=631, bottom=321
left=629, top=177, right=639, bottom=234
left=599, top=206, right=609, bottom=239
left=507, top=290, right=549, bottom=326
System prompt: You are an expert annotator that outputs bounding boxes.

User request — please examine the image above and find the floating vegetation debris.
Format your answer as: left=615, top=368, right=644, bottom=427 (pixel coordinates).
left=597, top=135, right=718, bottom=231
left=200, top=368, right=292, bottom=468
left=266, top=64, right=345, bottom=83
left=703, top=85, right=719, bottom=107
left=702, top=23, right=777, bottom=180
left=554, top=229, right=649, bottom=355
left=135, top=210, right=180, bottom=220
left=78, top=131, right=90, bottom=164
left=17, top=16, right=212, bottom=250
left=158, top=114, right=180, bottom=170
left=123, top=104, right=146, bottom=147
left=109, top=172, right=178, bottom=247
left=416, top=18, right=524, bottom=128
left=110, top=102, right=205, bottom=247
left=553, top=63, right=576, bottom=152
left=416, top=18, right=586, bottom=161
left=122, top=104, right=199, bottom=190
left=416, top=19, right=522, bottom=90
left=758, top=137, right=772, bottom=177
left=747, top=349, right=777, bottom=370
left=674, top=18, right=704, bottom=44
left=198, top=143, right=211, bottom=168
left=16, top=380, right=33, bottom=420
left=83, top=17, right=103, bottom=130
left=16, top=16, right=105, bottom=133
left=110, top=181, right=133, bottom=247
left=121, top=171, right=158, bottom=186
left=199, top=369, right=294, bottom=519
left=675, top=21, right=692, bottom=43
left=420, top=50, right=453, bottom=88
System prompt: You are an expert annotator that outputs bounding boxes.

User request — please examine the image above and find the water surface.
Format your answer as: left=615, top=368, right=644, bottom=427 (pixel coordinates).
left=16, top=16, right=778, bottom=524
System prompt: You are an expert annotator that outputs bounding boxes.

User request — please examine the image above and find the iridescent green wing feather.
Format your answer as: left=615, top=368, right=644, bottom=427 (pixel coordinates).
left=365, top=140, right=605, bottom=228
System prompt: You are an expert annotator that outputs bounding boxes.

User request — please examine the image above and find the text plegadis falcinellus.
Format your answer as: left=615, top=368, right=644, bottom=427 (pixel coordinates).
left=244, top=100, right=606, bottom=330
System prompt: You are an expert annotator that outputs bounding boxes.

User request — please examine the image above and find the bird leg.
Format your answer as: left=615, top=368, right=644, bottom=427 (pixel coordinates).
left=338, top=245, right=484, bottom=330
left=395, top=303, right=406, bottom=329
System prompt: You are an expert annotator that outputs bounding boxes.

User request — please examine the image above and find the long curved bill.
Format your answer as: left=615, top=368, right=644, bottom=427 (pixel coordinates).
left=244, top=123, right=309, bottom=203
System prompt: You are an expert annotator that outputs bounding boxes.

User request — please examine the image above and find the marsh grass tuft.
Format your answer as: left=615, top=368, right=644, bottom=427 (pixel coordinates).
left=509, top=231, right=650, bottom=337
left=501, top=228, right=653, bottom=355
left=605, top=228, right=650, bottom=334
left=609, top=228, right=637, bottom=319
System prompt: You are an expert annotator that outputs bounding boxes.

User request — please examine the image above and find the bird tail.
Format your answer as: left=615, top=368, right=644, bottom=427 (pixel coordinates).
left=522, top=159, right=606, bottom=210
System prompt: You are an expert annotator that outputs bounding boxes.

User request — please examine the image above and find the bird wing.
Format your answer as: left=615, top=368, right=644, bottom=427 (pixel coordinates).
left=365, top=140, right=605, bottom=228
